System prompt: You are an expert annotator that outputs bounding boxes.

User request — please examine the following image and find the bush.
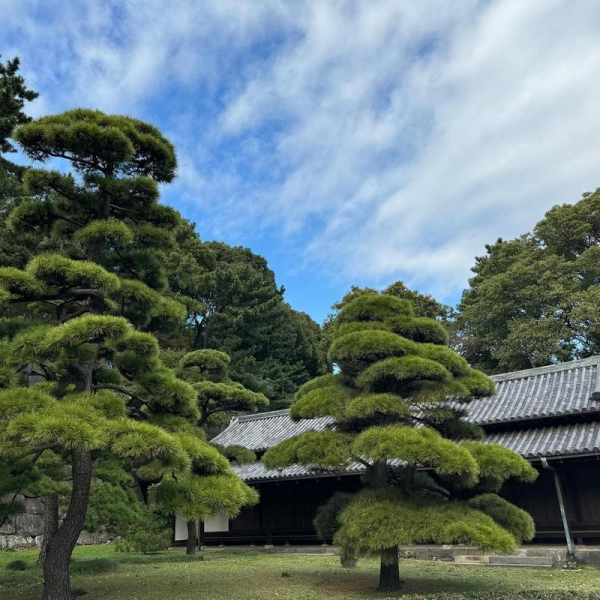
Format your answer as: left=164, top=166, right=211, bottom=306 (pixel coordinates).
left=5, top=559, right=29, bottom=571
left=114, top=514, right=171, bottom=554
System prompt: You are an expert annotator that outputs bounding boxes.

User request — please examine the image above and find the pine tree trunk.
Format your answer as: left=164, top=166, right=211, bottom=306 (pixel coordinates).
left=37, top=495, right=59, bottom=566
left=186, top=520, right=197, bottom=555
left=377, top=546, right=401, bottom=592
left=42, top=449, right=92, bottom=600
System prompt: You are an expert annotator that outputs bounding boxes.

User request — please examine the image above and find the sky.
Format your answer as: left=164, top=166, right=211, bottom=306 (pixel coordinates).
left=2, top=0, right=600, bottom=323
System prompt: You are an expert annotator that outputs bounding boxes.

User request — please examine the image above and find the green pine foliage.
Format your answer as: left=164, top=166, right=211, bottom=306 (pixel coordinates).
left=167, top=241, right=326, bottom=407
left=0, top=109, right=259, bottom=599
left=170, top=347, right=267, bottom=553
left=262, top=293, right=537, bottom=592
left=468, top=494, right=535, bottom=544
left=178, top=348, right=269, bottom=427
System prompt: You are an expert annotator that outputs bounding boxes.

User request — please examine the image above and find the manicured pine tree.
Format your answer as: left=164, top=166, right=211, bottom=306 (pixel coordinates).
left=0, top=110, right=257, bottom=600
left=263, top=294, right=537, bottom=592
left=168, top=347, right=268, bottom=554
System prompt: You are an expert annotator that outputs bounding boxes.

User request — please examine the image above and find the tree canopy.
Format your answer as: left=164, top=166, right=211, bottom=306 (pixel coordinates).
left=457, top=189, right=600, bottom=372
left=319, top=282, right=455, bottom=372
left=262, top=293, right=536, bottom=592
left=0, top=56, right=39, bottom=269
left=0, top=109, right=257, bottom=600
left=168, top=241, right=326, bottom=407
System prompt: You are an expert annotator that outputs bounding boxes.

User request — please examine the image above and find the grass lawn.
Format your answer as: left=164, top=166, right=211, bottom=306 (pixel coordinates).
left=1, top=545, right=600, bottom=600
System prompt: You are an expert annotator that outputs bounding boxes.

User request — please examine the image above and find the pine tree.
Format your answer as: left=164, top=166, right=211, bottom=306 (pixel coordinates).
left=263, top=294, right=537, bottom=592
left=168, top=242, right=326, bottom=405
left=171, top=347, right=268, bottom=554
left=0, top=109, right=257, bottom=600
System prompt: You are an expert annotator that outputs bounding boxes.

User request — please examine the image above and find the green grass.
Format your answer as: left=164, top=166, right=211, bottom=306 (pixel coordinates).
left=1, top=545, right=599, bottom=600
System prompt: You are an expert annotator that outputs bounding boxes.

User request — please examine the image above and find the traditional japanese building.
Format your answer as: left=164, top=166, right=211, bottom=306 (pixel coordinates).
left=174, top=356, right=600, bottom=549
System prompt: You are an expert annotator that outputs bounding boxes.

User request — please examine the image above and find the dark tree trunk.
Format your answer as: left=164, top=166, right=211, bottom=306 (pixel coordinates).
left=340, top=546, right=357, bottom=568
left=42, top=449, right=93, bottom=600
left=186, top=520, right=197, bottom=555
left=378, top=546, right=401, bottom=592
left=37, top=495, right=59, bottom=566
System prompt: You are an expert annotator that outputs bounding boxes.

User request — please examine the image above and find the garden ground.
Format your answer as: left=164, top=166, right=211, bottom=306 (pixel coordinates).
left=1, top=545, right=600, bottom=600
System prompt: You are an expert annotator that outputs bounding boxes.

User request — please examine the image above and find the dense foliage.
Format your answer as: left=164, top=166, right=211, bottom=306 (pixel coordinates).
left=163, top=347, right=266, bottom=553
left=457, top=189, right=600, bottom=372
left=263, top=293, right=536, bottom=592
left=168, top=242, right=326, bottom=407
left=319, top=282, right=455, bottom=371
left=0, top=109, right=257, bottom=600
left=0, top=56, right=40, bottom=525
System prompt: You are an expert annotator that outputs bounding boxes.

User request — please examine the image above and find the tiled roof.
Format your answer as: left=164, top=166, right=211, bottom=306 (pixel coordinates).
left=487, top=421, right=600, bottom=459
left=467, top=356, right=600, bottom=425
left=232, top=461, right=364, bottom=483
left=212, top=409, right=334, bottom=452
left=212, top=356, right=600, bottom=482
left=231, top=421, right=600, bottom=482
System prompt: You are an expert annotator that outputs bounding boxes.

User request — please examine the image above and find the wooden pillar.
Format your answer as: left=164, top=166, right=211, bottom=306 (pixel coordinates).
left=198, top=520, right=205, bottom=549
left=261, top=485, right=273, bottom=547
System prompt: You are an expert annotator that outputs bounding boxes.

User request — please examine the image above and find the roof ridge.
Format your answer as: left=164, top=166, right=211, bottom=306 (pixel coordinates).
left=491, top=355, right=600, bottom=382
left=236, top=409, right=291, bottom=422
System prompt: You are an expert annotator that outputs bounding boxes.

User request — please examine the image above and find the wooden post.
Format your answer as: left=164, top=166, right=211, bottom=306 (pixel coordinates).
left=261, top=485, right=273, bottom=547
left=199, top=520, right=205, bottom=549
left=541, top=457, right=575, bottom=559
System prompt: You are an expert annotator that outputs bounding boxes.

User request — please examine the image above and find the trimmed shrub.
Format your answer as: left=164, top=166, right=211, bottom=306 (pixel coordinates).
left=5, top=559, right=29, bottom=571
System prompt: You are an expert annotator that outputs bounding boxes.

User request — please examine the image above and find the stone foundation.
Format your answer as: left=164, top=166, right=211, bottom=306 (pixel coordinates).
left=0, top=494, right=111, bottom=549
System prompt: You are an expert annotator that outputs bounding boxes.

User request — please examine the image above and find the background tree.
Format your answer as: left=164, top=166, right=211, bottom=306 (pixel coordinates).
left=0, top=56, right=39, bottom=268
left=457, top=189, right=600, bottom=373
left=0, top=57, right=40, bottom=525
left=174, top=347, right=267, bottom=554
left=168, top=242, right=326, bottom=407
left=262, top=293, right=536, bottom=592
left=0, top=109, right=257, bottom=600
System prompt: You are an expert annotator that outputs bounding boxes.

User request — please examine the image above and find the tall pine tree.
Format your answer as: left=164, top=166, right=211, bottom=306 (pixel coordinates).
left=0, top=109, right=256, bottom=600
left=263, top=294, right=536, bottom=592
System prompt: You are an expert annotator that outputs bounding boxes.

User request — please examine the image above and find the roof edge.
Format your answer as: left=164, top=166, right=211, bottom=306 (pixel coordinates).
left=490, top=355, right=600, bottom=382
left=233, top=408, right=291, bottom=422
left=216, top=355, right=600, bottom=431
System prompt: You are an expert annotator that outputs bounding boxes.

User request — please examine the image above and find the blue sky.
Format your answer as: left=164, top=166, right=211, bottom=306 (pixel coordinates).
left=3, top=0, right=600, bottom=323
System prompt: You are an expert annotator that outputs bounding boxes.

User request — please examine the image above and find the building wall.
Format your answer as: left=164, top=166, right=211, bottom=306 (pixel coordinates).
left=193, top=458, right=600, bottom=546
left=501, top=459, right=600, bottom=543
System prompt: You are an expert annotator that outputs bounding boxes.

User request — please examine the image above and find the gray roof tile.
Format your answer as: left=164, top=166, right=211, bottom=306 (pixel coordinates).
left=467, top=356, right=600, bottom=425
left=487, top=421, right=600, bottom=459
left=212, top=357, right=600, bottom=482
left=212, top=409, right=334, bottom=452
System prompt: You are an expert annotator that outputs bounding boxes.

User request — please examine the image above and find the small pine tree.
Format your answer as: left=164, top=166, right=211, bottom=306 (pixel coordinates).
left=171, top=348, right=268, bottom=554
left=0, top=110, right=257, bottom=600
left=263, top=294, right=537, bottom=592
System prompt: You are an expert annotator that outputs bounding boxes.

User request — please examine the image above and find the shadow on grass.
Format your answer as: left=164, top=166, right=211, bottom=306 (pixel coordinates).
left=69, top=550, right=214, bottom=574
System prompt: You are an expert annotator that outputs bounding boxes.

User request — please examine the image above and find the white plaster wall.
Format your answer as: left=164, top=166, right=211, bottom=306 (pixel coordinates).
left=174, top=514, right=189, bottom=541
left=174, top=512, right=229, bottom=540
left=205, top=512, right=229, bottom=533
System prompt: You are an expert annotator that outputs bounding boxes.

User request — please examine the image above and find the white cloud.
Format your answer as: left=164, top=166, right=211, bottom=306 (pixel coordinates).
left=216, top=0, right=600, bottom=298
left=4, top=0, right=600, bottom=302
